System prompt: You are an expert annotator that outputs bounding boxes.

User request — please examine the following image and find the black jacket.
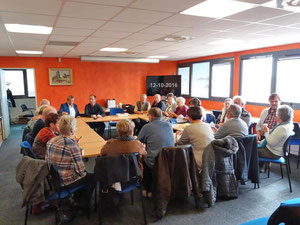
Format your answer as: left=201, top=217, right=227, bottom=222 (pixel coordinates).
left=202, top=136, right=239, bottom=207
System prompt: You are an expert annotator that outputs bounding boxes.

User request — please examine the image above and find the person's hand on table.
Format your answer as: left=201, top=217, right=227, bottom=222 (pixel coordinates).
left=97, top=115, right=102, bottom=118
left=62, top=112, right=68, bottom=116
left=262, top=124, right=269, bottom=134
left=215, top=123, right=222, bottom=128
left=211, top=126, right=217, bottom=133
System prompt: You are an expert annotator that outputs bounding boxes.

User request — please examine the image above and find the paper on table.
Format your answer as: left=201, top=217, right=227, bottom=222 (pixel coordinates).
left=116, top=113, right=129, bottom=117
left=177, top=115, right=186, bottom=123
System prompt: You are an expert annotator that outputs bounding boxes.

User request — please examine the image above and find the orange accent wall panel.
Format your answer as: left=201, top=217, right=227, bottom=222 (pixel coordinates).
left=0, top=57, right=177, bottom=111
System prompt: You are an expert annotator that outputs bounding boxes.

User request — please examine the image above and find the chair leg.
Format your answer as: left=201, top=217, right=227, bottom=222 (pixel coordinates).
left=267, top=162, right=271, bottom=178
left=280, top=164, right=283, bottom=179
left=94, top=183, right=97, bottom=212
left=139, top=187, right=147, bottom=225
left=285, top=164, right=293, bottom=192
left=98, top=192, right=102, bottom=225
left=194, top=195, right=199, bottom=209
left=24, top=205, right=29, bottom=225
left=131, top=190, right=134, bottom=205
left=297, top=145, right=300, bottom=169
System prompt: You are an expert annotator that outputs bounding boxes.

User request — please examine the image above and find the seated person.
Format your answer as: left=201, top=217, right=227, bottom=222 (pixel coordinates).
left=258, top=105, right=294, bottom=160
left=84, top=94, right=106, bottom=137
left=33, top=99, right=50, bottom=116
left=152, top=94, right=166, bottom=111
left=162, top=93, right=177, bottom=118
left=187, top=97, right=206, bottom=122
left=101, top=119, right=147, bottom=173
left=233, top=95, right=251, bottom=127
left=134, top=94, right=150, bottom=114
left=27, top=106, right=57, bottom=145
left=138, top=107, right=174, bottom=191
left=27, top=105, right=48, bottom=130
left=256, top=93, right=281, bottom=140
left=133, top=94, right=150, bottom=134
left=213, top=104, right=248, bottom=139
left=216, top=98, right=233, bottom=127
left=58, top=95, right=79, bottom=117
left=169, top=97, right=189, bottom=119
left=46, top=115, right=96, bottom=211
left=177, top=107, right=214, bottom=171
left=33, top=113, right=59, bottom=159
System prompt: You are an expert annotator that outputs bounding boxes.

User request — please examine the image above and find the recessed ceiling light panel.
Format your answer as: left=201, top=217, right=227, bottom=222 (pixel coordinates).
left=100, top=47, right=128, bottom=52
left=181, top=0, right=257, bottom=18
left=16, top=50, right=43, bottom=54
left=5, top=24, right=52, bottom=34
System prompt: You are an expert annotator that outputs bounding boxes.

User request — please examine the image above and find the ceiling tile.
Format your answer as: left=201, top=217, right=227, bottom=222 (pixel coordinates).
left=126, top=32, right=165, bottom=41
left=42, top=52, right=65, bottom=57
left=112, top=39, right=148, bottom=46
left=236, top=0, right=270, bottom=3
left=68, top=0, right=134, bottom=7
left=158, top=14, right=214, bottom=28
left=199, top=19, right=250, bottom=31
left=101, top=21, right=149, bottom=33
left=225, top=6, right=291, bottom=22
left=229, top=23, right=278, bottom=33
left=0, top=50, right=16, bottom=56
left=174, top=28, right=218, bottom=38
left=45, top=45, right=74, bottom=51
left=52, top=27, right=94, bottom=36
left=0, top=12, right=55, bottom=26
left=56, top=17, right=106, bottom=29
left=113, top=8, right=172, bottom=25
left=290, top=23, right=300, bottom=28
left=0, top=36, right=13, bottom=49
left=50, top=34, right=86, bottom=42
left=259, top=13, right=300, bottom=26
left=140, top=25, right=185, bottom=35
left=92, top=30, right=132, bottom=38
left=129, top=45, right=160, bottom=52
left=61, top=2, right=122, bottom=20
left=257, top=27, right=300, bottom=36
left=84, top=36, right=120, bottom=44
left=0, top=0, right=62, bottom=15
left=143, top=41, right=176, bottom=47
left=9, top=33, right=49, bottom=41
left=130, top=0, right=202, bottom=13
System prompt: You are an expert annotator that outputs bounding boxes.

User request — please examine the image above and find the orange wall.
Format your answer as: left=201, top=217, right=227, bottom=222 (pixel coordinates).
left=178, top=42, right=300, bottom=122
left=0, top=57, right=177, bottom=111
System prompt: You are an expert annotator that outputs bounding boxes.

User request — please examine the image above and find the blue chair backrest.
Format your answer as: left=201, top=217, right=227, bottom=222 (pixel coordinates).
left=206, top=113, right=216, bottom=124
left=110, top=108, right=124, bottom=116
left=20, top=141, right=37, bottom=159
left=292, top=122, right=300, bottom=138
left=248, top=122, right=254, bottom=134
left=212, top=110, right=222, bottom=119
left=50, top=163, right=65, bottom=187
left=281, top=197, right=300, bottom=207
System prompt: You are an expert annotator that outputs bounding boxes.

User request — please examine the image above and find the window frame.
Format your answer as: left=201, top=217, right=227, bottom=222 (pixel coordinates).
left=239, top=48, right=300, bottom=109
left=3, top=69, right=35, bottom=99
left=177, top=57, right=234, bottom=102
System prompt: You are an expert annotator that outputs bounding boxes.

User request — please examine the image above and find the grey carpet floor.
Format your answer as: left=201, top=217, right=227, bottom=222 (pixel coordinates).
left=0, top=125, right=299, bottom=225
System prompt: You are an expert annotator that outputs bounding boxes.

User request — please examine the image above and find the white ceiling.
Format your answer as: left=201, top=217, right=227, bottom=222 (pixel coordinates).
left=0, top=0, right=300, bottom=60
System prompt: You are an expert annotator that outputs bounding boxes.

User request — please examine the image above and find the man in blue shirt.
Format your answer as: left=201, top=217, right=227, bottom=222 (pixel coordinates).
left=138, top=107, right=174, bottom=191
left=58, top=95, right=79, bottom=117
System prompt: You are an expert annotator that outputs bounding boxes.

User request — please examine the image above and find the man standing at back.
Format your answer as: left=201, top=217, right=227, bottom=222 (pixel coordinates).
left=138, top=107, right=174, bottom=192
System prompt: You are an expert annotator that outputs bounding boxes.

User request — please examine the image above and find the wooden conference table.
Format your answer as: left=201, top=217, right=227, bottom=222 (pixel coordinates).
left=75, top=113, right=149, bottom=158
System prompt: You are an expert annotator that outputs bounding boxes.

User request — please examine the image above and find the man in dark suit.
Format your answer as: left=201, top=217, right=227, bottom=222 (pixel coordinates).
left=58, top=95, right=79, bottom=117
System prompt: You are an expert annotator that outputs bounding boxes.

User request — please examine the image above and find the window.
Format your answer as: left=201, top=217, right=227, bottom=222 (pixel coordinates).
left=4, top=69, right=36, bottom=98
left=191, top=62, right=209, bottom=98
left=178, top=67, right=190, bottom=95
left=241, top=57, right=273, bottom=104
left=211, top=63, right=231, bottom=98
left=177, top=58, right=233, bottom=100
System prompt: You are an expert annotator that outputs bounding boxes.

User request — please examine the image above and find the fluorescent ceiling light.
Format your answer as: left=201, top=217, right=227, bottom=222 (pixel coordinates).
left=81, top=56, right=159, bottom=63
left=99, top=47, right=128, bottom=52
left=5, top=24, right=52, bottom=34
left=147, top=56, right=168, bottom=59
left=16, top=50, right=43, bottom=54
left=208, top=38, right=244, bottom=45
left=180, top=0, right=257, bottom=18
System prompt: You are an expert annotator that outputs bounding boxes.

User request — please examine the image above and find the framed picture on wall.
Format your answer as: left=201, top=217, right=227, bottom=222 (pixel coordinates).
left=49, top=68, right=73, bottom=85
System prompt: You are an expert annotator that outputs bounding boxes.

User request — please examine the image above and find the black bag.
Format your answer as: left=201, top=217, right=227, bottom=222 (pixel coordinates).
left=122, top=104, right=135, bottom=114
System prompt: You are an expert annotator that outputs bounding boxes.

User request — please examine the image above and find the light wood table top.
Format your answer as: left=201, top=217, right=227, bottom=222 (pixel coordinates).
left=172, top=123, right=190, bottom=131
left=80, top=113, right=148, bottom=123
left=80, top=141, right=106, bottom=158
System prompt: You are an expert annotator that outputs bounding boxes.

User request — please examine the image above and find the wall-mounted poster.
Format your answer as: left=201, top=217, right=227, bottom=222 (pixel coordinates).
left=49, top=68, right=73, bottom=85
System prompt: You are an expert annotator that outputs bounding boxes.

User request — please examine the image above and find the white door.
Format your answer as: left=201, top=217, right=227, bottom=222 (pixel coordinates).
left=0, top=69, right=10, bottom=139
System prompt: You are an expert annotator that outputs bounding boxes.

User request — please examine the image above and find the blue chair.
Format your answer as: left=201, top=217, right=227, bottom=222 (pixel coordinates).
left=289, top=122, right=300, bottom=169
left=206, top=113, right=216, bottom=124
left=248, top=122, right=254, bottom=134
left=108, top=108, right=124, bottom=138
left=94, top=153, right=147, bottom=225
left=212, top=110, right=222, bottom=120
left=20, top=141, right=37, bottom=159
left=23, top=163, right=85, bottom=225
left=259, top=136, right=292, bottom=192
left=240, top=197, right=300, bottom=225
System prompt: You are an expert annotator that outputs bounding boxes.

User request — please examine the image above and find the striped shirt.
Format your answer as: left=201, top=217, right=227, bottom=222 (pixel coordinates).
left=46, top=135, right=86, bottom=186
left=263, top=108, right=277, bottom=130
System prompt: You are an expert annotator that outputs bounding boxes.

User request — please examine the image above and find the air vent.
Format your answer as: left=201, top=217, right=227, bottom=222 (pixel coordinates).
left=156, top=35, right=192, bottom=42
left=48, top=41, right=79, bottom=46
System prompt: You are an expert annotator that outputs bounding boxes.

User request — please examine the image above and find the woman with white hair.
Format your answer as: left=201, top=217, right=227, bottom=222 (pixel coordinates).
left=46, top=115, right=96, bottom=212
left=258, top=105, right=294, bottom=160
left=101, top=119, right=147, bottom=173
left=216, top=98, right=233, bottom=127
left=169, top=96, right=189, bottom=118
